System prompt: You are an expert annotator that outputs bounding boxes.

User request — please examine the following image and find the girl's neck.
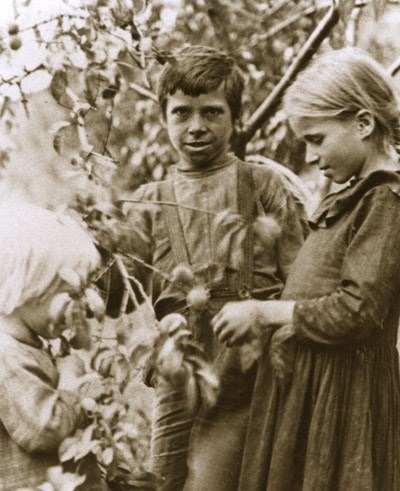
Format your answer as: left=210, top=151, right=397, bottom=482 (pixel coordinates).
left=0, top=314, right=41, bottom=346
left=359, top=147, right=400, bottom=179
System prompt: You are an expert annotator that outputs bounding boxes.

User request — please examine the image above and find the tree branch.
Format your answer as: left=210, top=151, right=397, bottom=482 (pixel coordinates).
left=234, top=1, right=340, bottom=158
left=129, top=82, right=158, bottom=102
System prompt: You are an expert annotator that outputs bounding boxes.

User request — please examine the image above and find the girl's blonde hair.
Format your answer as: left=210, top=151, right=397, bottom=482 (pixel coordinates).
left=283, top=47, right=400, bottom=154
left=0, top=199, right=100, bottom=315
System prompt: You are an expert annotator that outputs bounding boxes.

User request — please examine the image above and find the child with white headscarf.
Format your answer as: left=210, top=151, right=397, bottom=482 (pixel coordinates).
left=0, top=198, right=107, bottom=490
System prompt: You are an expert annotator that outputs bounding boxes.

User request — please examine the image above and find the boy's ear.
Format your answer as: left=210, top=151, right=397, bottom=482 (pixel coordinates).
left=355, top=109, right=375, bottom=139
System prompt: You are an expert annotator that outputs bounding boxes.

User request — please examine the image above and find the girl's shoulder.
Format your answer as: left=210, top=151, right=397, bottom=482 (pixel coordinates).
left=311, top=170, right=400, bottom=227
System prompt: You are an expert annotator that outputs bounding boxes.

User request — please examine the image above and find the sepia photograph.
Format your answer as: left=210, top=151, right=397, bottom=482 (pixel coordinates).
left=0, top=0, right=400, bottom=489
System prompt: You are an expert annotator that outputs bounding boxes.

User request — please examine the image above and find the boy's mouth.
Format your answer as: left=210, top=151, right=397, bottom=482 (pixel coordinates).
left=185, top=141, right=211, bottom=149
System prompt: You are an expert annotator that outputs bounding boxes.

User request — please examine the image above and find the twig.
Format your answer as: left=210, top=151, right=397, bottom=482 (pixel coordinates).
left=250, top=5, right=317, bottom=45
left=262, top=0, right=293, bottom=21
left=114, top=255, right=142, bottom=311
left=102, top=98, right=115, bottom=155
left=124, top=253, right=171, bottom=282
left=235, top=0, right=339, bottom=156
left=0, top=64, right=46, bottom=86
left=129, top=82, right=158, bottom=102
left=121, top=198, right=218, bottom=216
left=0, top=13, right=88, bottom=41
left=127, top=273, right=158, bottom=325
left=116, top=253, right=158, bottom=325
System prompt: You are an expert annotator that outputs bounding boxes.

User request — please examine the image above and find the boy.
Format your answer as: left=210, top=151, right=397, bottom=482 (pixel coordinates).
left=111, top=45, right=306, bottom=490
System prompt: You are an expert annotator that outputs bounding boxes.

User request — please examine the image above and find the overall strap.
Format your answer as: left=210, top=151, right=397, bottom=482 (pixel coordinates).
left=236, top=161, right=254, bottom=297
left=159, top=180, right=190, bottom=266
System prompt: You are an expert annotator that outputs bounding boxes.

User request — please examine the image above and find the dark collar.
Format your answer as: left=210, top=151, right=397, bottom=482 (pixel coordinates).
left=310, top=170, right=400, bottom=228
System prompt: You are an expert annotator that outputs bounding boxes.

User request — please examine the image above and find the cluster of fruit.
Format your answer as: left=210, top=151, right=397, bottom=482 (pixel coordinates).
left=7, top=23, right=22, bottom=51
left=170, top=263, right=210, bottom=311
left=48, top=267, right=106, bottom=350
left=153, top=312, right=219, bottom=415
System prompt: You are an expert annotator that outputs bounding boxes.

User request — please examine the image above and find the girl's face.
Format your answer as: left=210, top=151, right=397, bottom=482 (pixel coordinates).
left=290, top=116, right=369, bottom=184
left=16, top=283, right=73, bottom=339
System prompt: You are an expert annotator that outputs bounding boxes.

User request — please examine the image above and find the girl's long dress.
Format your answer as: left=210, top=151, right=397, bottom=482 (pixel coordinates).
left=239, top=171, right=400, bottom=491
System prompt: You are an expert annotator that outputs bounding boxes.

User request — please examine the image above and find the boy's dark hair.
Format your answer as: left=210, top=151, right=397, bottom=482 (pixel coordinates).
left=157, top=45, right=245, bottom=121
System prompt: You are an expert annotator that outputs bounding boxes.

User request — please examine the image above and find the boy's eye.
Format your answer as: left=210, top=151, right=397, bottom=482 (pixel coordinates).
left=203, top=107, right=222, bottom=116
left=172, top=107, right=189, bottom=116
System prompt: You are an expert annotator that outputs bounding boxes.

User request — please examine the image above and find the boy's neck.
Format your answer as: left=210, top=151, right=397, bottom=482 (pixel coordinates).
left=178, top=151, right=235, bottom=173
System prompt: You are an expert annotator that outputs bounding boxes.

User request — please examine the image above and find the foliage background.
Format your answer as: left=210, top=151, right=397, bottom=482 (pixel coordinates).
left=0, top=0, right=400, bottom=488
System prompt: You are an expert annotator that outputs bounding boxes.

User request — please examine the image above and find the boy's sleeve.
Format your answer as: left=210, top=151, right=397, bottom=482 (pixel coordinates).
left=293, top=187, right=400, bottom=345
left=0, top=344, right=83, bottom=453
left=260, top=170, right=308, bottom=281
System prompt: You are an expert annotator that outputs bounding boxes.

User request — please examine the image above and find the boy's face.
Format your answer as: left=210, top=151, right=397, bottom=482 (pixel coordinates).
left=163, top=88, right=234, bottom=169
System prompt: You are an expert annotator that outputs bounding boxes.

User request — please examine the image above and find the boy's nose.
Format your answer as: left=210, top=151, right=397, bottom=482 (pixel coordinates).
left=188, top=113, right=207, bottom=134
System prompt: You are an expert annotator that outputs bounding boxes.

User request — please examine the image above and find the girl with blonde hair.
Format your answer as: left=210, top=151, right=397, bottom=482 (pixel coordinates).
left=213, top=47, right=400, bottom=490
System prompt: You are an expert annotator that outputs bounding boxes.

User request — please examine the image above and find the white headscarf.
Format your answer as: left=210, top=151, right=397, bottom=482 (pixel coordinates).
left=0, top=198, right=100, bottom=315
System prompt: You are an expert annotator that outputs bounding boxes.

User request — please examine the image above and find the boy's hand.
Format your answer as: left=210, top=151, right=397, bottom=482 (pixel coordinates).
left=56, top=353, right=86, bottom=391
left=212, top=300, right=264, bottom=346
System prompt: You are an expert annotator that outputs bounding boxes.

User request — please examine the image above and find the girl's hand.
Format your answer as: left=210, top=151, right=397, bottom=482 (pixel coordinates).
left=212, top=300, right=265, bottom=346
left=212, top=300, right=296, bottom=347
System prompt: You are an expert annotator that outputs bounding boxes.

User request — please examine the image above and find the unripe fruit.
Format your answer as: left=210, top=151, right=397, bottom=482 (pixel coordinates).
left=47, top=466, right=64, bottom=487
left=171, top=264, right=195, bottom=288
left=186, top=286, right=209, bottom=311
left=48, top=292, right=71, bottom=324
left=85, top=287, right=106, bottom=321
left=9, top=36, right=21, bottom=51
left=8, top=23, right=19, bottom=35
left=81, top=397, right=97, bottom=412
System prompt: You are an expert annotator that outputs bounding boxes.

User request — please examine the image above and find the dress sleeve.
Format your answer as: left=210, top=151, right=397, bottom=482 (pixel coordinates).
left=293, top=186, right=400, bottom=345
left=0, top=344, right=83, bottom=453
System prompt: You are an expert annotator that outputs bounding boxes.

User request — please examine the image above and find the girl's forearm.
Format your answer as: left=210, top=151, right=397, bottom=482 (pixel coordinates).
left=258, top=300, right=296, bottom=327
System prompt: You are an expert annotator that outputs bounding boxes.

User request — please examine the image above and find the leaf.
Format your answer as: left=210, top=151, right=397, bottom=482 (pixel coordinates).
left=113, top=356, right=130, bottom=385
left=49, top=120, right=71, bottom=135
left=59, top=435, right=81, bottom=462
left=129, top=343, right=150, bottom=365
left=50, top=70, right=68, bottom=103
left=101, top=402, right=120, bottom=422
left=53, top=133, right=62, bottom=154
left=125, top=470, right=164, bottom=489
left=58, top=268, right=81, bottom=291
